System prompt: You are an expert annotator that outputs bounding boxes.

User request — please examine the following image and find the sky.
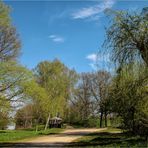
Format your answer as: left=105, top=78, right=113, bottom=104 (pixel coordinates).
left=5, top=0, right=148, bottom=73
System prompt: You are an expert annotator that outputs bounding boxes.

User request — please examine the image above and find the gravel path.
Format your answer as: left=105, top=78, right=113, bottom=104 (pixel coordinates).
left=27, top=128, right=106, bottom=143
left=0, top=128, right=106, bottom=147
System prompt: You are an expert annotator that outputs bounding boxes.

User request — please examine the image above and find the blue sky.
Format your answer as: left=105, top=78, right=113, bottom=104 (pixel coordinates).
left=5, top=0, right=148, bottom=73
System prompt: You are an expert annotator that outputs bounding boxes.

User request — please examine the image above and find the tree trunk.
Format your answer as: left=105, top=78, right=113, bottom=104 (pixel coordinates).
left=105, top=111, right=107, bottom=127
left=25, top=119, right=27, bottom=128
left=36, top=124, right=38, bottom=132
left=132, top=108, right=135, bottom=133
left=140, top=47, right=148, bottom=67
left=44, top=113, right=50, bottom=131
left=100, top=111, right=103, bottom=128
left=30, top=119, right=32, bottom=128
left=35, top=119, right=39, bottom=132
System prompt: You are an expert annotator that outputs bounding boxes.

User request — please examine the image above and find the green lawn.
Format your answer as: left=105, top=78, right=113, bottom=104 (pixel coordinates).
left=72, top=128, right=148, bottom=148
left=0, top=128, right=63, bottom=142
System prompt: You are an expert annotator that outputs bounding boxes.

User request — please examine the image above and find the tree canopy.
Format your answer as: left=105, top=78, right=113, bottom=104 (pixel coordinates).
left=34, top=59, right=77, bottom=118
left=105, top=8, right=148, bottom=66
left=0, top=1, right=10, bottom=26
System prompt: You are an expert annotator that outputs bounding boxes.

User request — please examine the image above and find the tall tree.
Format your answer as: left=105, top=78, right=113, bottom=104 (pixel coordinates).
left=90, top=71, right=111, bottom=127
left=105, top=8, right=148, bottom=66
left=20, top=79, right=49, bottom=131
left=0, top=1, right=24, bottom=108
left=0, top=95, right=11, bottom=129
left=0, top=1, right=20, bottom=62
left=34, top=59, right=77, bottom=130
left=109, top=63, right=148, bottom=133
left=71, top=73, right=92, bottom=122
left=0, top=62, right=32, bottom=103
left=0, top=26, right=20, bottom=62
left=0, top=1, right=10, bottom=26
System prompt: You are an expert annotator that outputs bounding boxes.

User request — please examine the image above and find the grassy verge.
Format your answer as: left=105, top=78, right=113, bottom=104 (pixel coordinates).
left=72, top=127, right=148, bottom=148
left=0, top=128, right=64, bottom=142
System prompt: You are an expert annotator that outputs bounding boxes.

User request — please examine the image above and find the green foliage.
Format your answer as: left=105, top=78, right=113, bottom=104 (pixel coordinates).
left=0, top=1, right=24, bottom=129
left=80, top=118, right=104, bottom=128
left=104, top=7, right=148, bottom=136
left=0, top=1, right=20, bottom=62
left=0, top=61, right=32, bottom=98
left=15, top=103, right=47, bottom=129
left=34, top=59, right=78, bottom=118
left=0, top=95, right=10, bottom=130
left=18, top=80, right=49, bottom=129
left=105, top=8, right=148, bottom=66
left=0, top=62, right=33, bottom=129
left=21, top=79, right=48, bottom=109
left=68, top=71, right=112, bottom=128
left=0, top=128, right=63, bottom=142
left=0, top=1, right=10, bottom=26
left=109, top=63, right=148, bottom=134
left=0, top=1, right=25, bottom=122
left=0, top=26, right=20, bottom=62
left=13, top=59, right=78, bottom=130
left=110, top=116, right=122, bottom=128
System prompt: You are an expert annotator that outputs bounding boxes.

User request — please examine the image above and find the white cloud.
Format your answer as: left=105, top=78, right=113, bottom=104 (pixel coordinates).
left=49, top=35, right=56, bottom=38
left=86, top=53, right=98, bottom=70
left=86, top=53, right=98, bottom=62
left=72, top=0, right=115, bottom=20
left=49, top=34, right=65, bottom=43
left=86, top=52, right=111, bottom=70
left=72, top=6, right=99, bottom=19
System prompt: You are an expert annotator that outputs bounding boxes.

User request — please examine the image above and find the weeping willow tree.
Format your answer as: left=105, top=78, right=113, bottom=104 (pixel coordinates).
left=104, top=7, right=148, bottom=135
left=105, top=8, right=148, bottom=66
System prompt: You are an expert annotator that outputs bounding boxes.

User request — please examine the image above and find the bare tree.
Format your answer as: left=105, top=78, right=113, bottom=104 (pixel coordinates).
left=90, top=71, right=111, bottom=127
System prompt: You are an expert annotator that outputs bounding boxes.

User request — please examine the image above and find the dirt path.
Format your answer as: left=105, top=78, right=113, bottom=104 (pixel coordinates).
left=1, top=128, right=106, bottom=147
left=27, top=128, right=106, bottom=143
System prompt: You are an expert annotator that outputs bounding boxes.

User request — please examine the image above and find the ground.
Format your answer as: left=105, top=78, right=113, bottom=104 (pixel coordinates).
left=0, top=128, right=106, bottom=147
left=25, top=128, right=106, bottom=143
left=0, top=128, right=147, bottom=147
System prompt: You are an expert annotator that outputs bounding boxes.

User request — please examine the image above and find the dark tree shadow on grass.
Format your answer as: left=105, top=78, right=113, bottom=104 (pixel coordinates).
left=69, top=132, right=148, bottom=147
left=0, top=132, right=147, bottom=147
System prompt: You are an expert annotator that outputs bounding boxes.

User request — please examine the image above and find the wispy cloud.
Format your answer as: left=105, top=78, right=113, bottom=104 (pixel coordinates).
left=86, top=52, right=111, bottom=70
left=72, top=0, right=115, bottom=20
left=86, top=53, right=98, bottom=70
left=86, top=53, right=98, bottom=62
left=49, top=34, right=65, bottom=43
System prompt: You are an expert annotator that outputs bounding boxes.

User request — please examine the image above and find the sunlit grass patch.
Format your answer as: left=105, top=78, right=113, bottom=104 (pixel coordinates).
left=0, top=128, right=63, bottom=142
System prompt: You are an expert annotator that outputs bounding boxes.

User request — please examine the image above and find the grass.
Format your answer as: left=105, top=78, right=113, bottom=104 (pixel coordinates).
left=72, top=127, right=148, bottom=148
left=1, top=127, right=147, bottom=147
left=0, top=128, right=63, bottom=142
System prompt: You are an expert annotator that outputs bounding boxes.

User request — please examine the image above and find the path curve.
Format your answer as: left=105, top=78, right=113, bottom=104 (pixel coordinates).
left=1, top=128, right=107, bottom=147
left=27, top=128, right=106, bottom=143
